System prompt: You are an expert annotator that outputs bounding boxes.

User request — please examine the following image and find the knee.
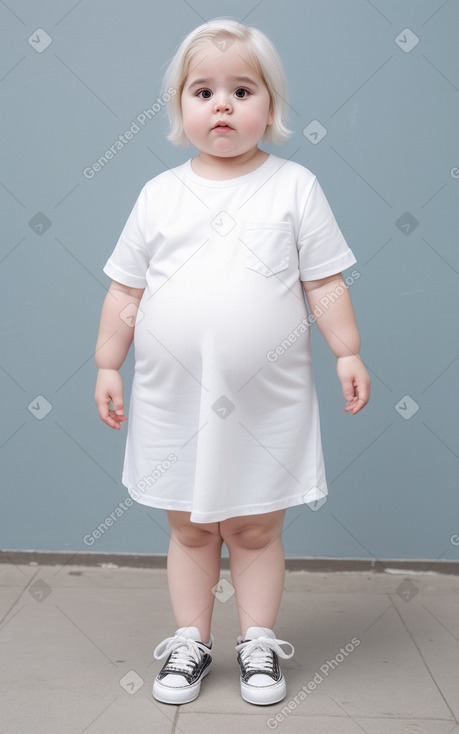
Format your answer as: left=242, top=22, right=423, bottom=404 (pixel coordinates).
left=170, top=517, right=222, bottom=549
left=221, top=521, right=277, bottom=551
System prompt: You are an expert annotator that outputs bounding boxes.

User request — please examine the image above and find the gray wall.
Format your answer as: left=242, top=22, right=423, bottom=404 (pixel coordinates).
left=1, top=0, right=458, bottom=561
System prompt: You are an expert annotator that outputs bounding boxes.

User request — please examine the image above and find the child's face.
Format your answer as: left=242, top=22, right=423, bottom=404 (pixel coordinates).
left=181, top=40, right=273, bottom=161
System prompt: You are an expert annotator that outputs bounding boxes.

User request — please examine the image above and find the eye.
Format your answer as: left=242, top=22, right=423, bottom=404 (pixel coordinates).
left=234, top=88, right=250, bottom=99
left=197, top=89, right=212, bottom=99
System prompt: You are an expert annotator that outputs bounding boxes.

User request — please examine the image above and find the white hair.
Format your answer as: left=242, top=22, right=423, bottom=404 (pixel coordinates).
left=161, top=17, right=292, bottom=147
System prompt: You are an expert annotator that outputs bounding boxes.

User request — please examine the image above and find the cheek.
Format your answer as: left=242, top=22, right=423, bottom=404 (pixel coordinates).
left=181, top=99, right=204, bottom=133
left=243, top=107, right=270, bottom=133
left=183, top=116, right=201, bottom=139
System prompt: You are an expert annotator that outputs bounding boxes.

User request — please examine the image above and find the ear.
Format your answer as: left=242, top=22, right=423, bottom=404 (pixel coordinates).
left=267, top=103, right=274, bottom=127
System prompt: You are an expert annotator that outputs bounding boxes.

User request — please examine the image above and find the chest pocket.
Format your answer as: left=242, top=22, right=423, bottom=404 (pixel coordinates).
left=243, top=221, right=293, bottom=277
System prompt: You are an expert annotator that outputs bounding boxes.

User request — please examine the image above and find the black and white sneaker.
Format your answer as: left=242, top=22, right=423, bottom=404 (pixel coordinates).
left=153, top=626, right=213, bottom=704
left=235, top=626, right=294, bottom=705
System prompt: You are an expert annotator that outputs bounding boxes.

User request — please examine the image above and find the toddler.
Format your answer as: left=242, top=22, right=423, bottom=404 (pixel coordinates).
left=94, top=18, right=370, bottom=707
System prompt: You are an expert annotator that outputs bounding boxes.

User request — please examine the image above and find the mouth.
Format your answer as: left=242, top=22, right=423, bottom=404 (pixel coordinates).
left=213, top=122, right=233, bottom=131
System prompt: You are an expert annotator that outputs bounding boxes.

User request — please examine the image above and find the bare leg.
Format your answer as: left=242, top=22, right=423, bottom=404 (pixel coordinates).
left=220, top=510, right=286, bottom=638
left=165, top=510, right=223, bottom=643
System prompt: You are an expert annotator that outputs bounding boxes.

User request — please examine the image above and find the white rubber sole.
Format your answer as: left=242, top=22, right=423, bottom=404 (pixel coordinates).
left=152, top=663, right=211, bottom=705
left=240, top=675, right=287, bottom=706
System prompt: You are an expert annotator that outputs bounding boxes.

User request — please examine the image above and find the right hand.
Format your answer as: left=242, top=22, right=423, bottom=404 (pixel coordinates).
left=94, top=368, right=128, bottom=429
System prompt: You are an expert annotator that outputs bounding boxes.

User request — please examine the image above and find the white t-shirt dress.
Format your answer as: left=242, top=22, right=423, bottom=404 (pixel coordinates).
left=103, top=154, right=357, bottom=523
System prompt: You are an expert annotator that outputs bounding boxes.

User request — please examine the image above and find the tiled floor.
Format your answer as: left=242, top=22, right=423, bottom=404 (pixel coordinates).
left=2, top=563, right=459, bottom=732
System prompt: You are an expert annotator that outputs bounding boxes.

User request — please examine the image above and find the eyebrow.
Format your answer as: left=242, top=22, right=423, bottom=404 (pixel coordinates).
left=186, top=75, right=259, bottom=89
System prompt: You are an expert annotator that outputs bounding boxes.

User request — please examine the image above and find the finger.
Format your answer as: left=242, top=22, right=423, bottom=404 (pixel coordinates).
left=348, top=397, right=366, bottom=414
left=345, top=387, right=369, bottom=414
left=103, top=391, right=125, bottom=427
left=95, top=399, right=125, bottom=429
left=111, top=395, right=127, bottom=420
left=103, top=410, right=120, bottom=429
left=341, top=379, right=356, bottom=404
left=110, top=409, right=128, bottom=423
left=107, top=409, right=128, bottom=429
left=354, top=379, right=370, bottom=406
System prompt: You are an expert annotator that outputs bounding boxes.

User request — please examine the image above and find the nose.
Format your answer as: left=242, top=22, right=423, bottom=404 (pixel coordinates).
left=213, top=91, right=232, bottom=113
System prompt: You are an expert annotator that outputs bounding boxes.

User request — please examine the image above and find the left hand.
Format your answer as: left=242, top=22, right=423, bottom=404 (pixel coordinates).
left=336, top=355, right=371, bottom=415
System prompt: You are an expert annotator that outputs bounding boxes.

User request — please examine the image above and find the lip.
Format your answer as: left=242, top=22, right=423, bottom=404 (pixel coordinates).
left=212, top=121, right=234, bottom=131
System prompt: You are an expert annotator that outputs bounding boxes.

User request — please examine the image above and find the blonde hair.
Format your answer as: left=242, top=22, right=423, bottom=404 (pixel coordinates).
left=161, top=18, right=292, bottom=147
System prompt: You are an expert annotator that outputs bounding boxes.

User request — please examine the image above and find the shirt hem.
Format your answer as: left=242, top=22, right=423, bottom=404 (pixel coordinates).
left=122, top=477, right=328, bottom=523
left=103, top=261, right=147, bottom=289
left=300, top=250, right=357, bottom=281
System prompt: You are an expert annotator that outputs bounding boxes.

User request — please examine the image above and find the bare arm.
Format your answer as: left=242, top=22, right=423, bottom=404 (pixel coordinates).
left=95, top=281, right=145, bottom=368
left=94, top=281, right=145, bottom=428
left=302, top=273, right=360, bottom=357
left=302, top=273, right=370, bottom=414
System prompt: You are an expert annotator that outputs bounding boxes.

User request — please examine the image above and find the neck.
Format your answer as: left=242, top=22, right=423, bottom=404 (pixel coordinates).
left=191, top=148, right=270, bottom=180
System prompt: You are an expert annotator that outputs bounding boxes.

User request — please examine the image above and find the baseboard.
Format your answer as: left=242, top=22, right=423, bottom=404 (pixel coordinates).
left=1, top=550, right=458, bottom=575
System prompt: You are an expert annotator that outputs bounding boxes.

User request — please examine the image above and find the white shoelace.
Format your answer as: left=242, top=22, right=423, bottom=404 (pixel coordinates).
left=154, top=634, right=209, bottom=674
left=235, top=636, right=294, bottom=673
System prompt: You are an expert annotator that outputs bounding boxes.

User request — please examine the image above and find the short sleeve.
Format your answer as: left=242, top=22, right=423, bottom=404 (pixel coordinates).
left=103, top=186, right=149, bottom=288
left=297, top=177, right=357, bottom=281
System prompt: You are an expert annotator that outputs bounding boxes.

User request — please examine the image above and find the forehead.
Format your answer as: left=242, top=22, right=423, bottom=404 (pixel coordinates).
left=185, top=39, right=262, bottom=82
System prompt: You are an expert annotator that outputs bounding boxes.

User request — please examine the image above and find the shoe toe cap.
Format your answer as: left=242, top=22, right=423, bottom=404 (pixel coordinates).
left=157, top=673, right=189, bottom=688
left=246, top=672, right=280, bottom=687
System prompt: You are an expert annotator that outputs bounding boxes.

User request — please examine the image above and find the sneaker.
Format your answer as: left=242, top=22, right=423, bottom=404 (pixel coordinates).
left=152, top=626, right=213, bottom=704
left=235, top=626, right=294, bottom=705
